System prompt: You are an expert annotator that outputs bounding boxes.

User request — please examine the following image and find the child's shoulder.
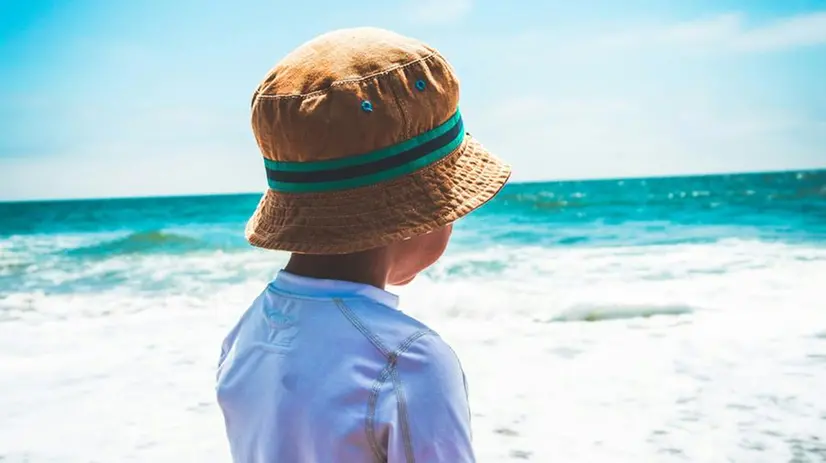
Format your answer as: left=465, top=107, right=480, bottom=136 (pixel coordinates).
left=342, top=298, right=461, bottom=365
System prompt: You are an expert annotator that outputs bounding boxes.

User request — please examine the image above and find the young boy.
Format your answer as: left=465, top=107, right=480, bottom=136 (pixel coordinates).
left=216, top=27, right=511, bottom=462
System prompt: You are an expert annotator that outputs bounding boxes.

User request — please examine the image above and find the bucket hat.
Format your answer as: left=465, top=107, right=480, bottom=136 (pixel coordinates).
left=246, top=27, right=511, bottom=254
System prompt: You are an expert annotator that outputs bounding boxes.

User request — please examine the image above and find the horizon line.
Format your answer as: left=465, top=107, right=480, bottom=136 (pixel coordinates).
left=1, top=166, right=823, bottom=204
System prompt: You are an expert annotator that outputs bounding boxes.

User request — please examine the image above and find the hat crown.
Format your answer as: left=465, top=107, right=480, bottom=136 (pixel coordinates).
left=251, top=28, right=461, bottom=168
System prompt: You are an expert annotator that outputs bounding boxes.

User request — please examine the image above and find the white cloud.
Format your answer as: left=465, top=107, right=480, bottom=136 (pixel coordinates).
left=583, top=11, right=826, bottom=54
left=462, top=10, right=826, bottom=60
left=732, top=11, right=826, bottom=51
left=406, top=0, right=472, bottom=25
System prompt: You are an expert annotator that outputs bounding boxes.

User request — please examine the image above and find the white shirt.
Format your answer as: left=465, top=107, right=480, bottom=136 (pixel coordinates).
left=216, top=271, right=475, bottom=462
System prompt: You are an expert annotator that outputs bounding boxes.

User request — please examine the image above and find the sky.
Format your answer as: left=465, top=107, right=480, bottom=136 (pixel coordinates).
left=1, top=0, right=825, bottom=200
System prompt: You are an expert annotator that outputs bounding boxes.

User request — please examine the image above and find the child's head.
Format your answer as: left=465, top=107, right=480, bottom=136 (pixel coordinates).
left=244, top=27, right=510, bottom=281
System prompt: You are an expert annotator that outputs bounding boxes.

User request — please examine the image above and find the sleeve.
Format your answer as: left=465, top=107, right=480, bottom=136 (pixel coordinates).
left=383, top=332, right=475, bottom=463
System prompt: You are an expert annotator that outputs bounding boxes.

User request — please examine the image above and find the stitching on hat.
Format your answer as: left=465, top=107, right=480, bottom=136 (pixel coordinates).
left=254, top=52, right=440, bottom=100
left=387, top=77, right=410, bottom=139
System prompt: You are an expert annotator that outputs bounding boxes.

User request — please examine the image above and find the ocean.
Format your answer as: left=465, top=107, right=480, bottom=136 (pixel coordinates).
left=1, top=169, right=825, bottom=462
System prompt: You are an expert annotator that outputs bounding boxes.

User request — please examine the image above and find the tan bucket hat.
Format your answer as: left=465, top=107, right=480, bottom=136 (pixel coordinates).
left=245, top=27, right=511, bottom=254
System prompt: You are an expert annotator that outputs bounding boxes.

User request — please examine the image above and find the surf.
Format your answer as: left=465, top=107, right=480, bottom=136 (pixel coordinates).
left=62, top=230, right=206, bottom=257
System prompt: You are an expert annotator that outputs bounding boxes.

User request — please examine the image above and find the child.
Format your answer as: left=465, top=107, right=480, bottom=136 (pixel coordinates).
left=216, top=27, right=511, bottom=462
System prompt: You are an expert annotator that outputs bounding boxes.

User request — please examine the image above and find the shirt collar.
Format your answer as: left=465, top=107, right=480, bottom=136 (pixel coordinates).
left=270, top=270, right=400, bottom=310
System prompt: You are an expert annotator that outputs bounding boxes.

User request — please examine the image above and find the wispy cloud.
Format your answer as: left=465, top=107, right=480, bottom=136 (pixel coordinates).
left=585, top=11, right=826, bottom=54
left=405, top=0, right=472, bottom=25
left=465, top=10, right=826, bottom=61
left=732, top=11, right=826, bottom=52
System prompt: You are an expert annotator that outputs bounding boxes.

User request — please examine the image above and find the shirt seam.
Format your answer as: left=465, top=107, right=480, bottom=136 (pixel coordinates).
left=333, top=298, right=391, bottom=357
left=332, top=297, right=434, bottom=463
left=330, top=298, right=393, bottom=461
left=372, top=330, right=433, bottom=463
left=367, top=362, right=395, bottom=461
left=390, top=367, right=415, bottom=462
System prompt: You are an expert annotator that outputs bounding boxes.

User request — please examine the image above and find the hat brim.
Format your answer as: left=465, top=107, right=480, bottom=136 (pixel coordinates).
left=245, top=134, right=511, bottom=254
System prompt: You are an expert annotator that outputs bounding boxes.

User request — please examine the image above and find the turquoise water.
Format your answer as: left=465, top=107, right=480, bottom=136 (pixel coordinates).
left=1, top=169, right=826, bottom=462
left=1, top=169, right=824, bottom=296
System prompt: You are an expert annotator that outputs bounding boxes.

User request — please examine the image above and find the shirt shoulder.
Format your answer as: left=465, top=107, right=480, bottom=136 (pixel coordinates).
left=331, top=296, right=433, bottom=357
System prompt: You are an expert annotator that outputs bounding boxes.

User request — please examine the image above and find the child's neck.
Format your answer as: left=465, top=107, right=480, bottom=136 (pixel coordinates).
left=284, top=250, right=390, bottom=289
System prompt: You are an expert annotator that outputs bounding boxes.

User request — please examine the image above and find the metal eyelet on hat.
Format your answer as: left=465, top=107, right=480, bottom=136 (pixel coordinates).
left=415, top=80, right=426, bottom=91
left=361, top=100, right=373, bottom=112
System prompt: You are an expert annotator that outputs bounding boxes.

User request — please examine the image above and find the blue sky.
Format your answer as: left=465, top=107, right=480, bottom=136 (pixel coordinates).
left=1, top=0, right=825, bottom=200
